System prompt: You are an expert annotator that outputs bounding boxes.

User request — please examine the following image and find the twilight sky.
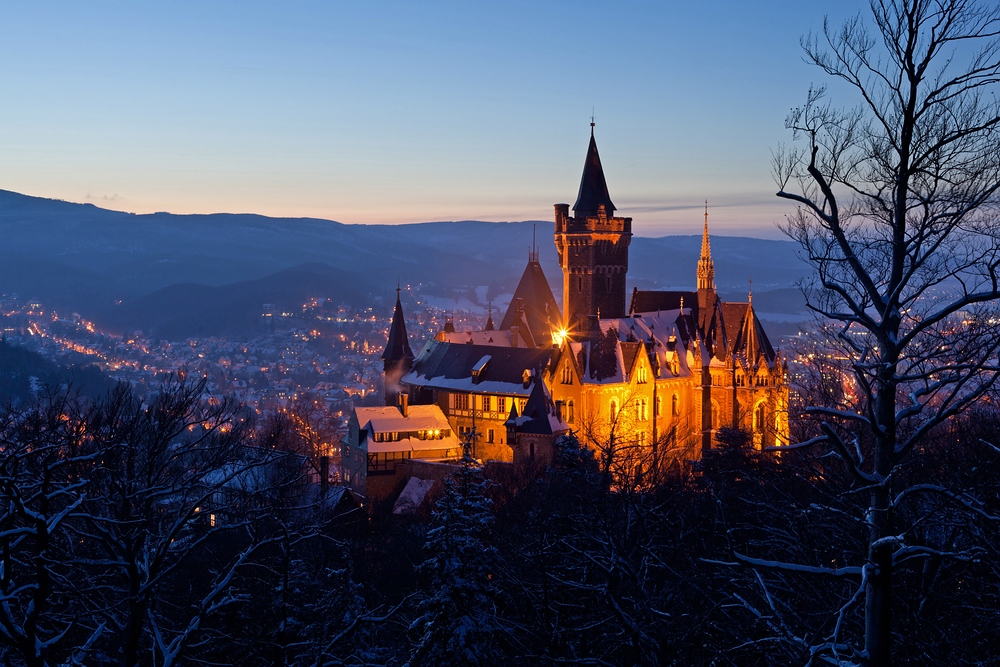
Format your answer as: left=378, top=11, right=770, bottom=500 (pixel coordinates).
left=0, top=1, right=867, bottom=238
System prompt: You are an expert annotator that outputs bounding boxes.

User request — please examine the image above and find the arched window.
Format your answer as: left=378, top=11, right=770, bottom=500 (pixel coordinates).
left=711, top=400, right=720, bottom=430
left=567, top=399, right=575, bottom=423
left=671, top=393, right=680, bottom=416
left=641, top=398, right=648, bottom=421
left=655, top=395, right=662, bottom=418
left=610, top=400, right=618, bottom=422
left=753, top=400, right=768, bottom=449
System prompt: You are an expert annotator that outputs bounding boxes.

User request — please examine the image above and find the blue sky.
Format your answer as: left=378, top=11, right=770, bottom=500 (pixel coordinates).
left=0, top=1, right=866, bottom=237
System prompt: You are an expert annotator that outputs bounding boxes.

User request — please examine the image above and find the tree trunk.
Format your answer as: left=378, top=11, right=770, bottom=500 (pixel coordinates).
left=865, top=485, right=893, bottom=667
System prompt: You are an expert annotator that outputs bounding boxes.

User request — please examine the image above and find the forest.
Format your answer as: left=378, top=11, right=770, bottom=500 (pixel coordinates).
left=0, top=377, right=998, bottom=667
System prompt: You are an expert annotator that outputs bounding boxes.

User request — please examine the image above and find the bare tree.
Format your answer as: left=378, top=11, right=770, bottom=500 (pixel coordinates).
left=763, top=0, right=1000, bottom=664
left=75, top=377, right=284, bottom=667
left=0, top=391, right=106, bottom=667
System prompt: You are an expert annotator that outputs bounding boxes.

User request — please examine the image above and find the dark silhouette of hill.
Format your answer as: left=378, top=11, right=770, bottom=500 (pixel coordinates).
left=102, top=263, right=375, bottom=340
left=0, top=189, right=812, bottom=331
left=0, top=340, right=115, bottom=405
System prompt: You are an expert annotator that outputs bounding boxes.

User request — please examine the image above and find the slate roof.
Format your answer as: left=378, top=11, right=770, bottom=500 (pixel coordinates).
left=626, top=291, right=779, bottom=366
left=499, top=258, right=560, bottom=346
left=732, top=303, right=776, bottom=364
left=506, top=378, right=568, bottom=435
left=573, top=130, right=617, bottom=217
left=382, top=289, right=414, bottom=363
left=402, top=340, right=554, bottom=396
left=629, top=289, right=695, bottom=315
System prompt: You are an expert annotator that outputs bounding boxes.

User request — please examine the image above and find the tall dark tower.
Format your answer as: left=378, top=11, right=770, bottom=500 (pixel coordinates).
left=554, top=124, right=632, bottom=328
left=381, top=285, right=414, bottom=406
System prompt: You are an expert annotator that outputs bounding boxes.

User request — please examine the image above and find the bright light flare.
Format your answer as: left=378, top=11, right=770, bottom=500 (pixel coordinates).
left=552, top=327, right=570, bottom=347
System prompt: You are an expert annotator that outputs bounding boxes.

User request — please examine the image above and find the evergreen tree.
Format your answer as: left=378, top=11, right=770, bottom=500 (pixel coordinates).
left=407, top=443, right=500, bottom=667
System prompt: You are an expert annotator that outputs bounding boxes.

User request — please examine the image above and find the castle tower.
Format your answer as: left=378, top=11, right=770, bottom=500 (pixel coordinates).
left=381, top=284, right=414, bottom=406
left=555, top=125, right=632, bottom=328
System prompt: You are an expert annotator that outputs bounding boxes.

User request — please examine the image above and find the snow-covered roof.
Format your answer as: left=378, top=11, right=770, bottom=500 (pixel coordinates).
left=392, top=477, right=436, bottom=514
left=355, top=404, right=450, bottom=434
left=368, top=434, right=461, bottom=454
left=438, top=330, right=514, bottom=346
left=403, top=339, right=553, bottom=397
left=355, top=404, right=461, bottom=453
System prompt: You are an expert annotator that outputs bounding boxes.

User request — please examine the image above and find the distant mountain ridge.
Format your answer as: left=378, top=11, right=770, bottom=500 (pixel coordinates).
left=0, top=189, right=811, bottom=332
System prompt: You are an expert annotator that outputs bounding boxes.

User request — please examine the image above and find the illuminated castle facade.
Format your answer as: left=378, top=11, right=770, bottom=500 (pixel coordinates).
left=374, top=127, right=789, bottom=476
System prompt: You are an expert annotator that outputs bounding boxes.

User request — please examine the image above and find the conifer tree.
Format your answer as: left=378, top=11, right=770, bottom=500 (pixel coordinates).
left=407, top=441, right=500, bottom=667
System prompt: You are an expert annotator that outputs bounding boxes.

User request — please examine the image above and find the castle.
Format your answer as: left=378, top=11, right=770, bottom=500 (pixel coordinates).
left=343, top=127, right=789, bottom=493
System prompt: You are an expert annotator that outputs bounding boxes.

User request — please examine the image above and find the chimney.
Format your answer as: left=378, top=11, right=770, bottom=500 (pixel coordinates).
left=397, top=392, right=409, bottom=418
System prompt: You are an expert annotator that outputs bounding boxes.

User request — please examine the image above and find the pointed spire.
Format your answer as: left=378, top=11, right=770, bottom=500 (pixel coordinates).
left=485, top=302, right=495, bottom=331
left=382, top=284, right=414, bottom=365
left=697, top=200, right=715, bottom=291
left=573, top=125, right=616, bottom=218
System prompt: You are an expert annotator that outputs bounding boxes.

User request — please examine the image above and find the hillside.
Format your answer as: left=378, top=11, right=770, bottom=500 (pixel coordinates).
left=0, top=189, right=813, bottom=335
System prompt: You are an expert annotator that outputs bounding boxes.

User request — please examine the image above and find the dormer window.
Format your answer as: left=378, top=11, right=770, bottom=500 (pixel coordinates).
left=472, top=355, right=491, bottom=384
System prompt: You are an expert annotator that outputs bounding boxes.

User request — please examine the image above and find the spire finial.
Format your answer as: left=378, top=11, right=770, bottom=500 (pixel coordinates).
left=396, top=276, right=401, bottom=298
left=697, top=201, right=715, bottom=291
left=590, top=108, right=595, bottom=135
left=748, top=276, right=753, bottom=305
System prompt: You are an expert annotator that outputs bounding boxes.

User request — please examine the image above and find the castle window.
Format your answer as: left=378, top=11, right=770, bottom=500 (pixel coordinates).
left=655, top=395, right=662, bottom=418
left=610, top=400, right=618, bottom=422
left=567, top=400, right=575, bottom=423
left=637, top=366, right=648, bottom=383
left=483, top=395, right=492, bottom=412
left=497, top=396, right=506, bottom=414
left=607, top=275, right=612, bottom=291
left=579, top=276, right=584, bottom=291
left=488, top=429, right=495, bottom=443
left=671, top=393, right=679, bottom=416
left=561, top=365, right=572, bottom=384
left=455, top=393, right=469, bottom=411
left=529, top=441, right=535, bottom=459
left=753, top=400, right=768, bottom=449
